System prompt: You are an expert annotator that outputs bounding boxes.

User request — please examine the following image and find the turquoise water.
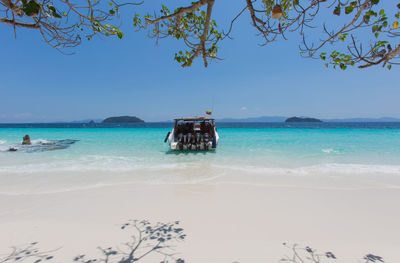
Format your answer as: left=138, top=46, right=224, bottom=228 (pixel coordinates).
left=1, top=127, right=400, bottom=193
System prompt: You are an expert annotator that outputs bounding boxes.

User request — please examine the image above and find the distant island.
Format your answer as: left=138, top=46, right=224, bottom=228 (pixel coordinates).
left=215, top=116, right=400, bottom=123
left=102, top=116, right=144, bottom=123
left=285, top=117, right=322, bottom=123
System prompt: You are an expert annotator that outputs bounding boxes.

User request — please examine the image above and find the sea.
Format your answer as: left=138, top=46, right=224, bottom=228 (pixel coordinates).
left=1, top=122, right=400, bottom=194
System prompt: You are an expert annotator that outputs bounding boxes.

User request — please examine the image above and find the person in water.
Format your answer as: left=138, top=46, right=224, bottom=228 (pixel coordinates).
left=22, top=134, right=31, bottom=145
left=22, top=134, right=56, bottom=146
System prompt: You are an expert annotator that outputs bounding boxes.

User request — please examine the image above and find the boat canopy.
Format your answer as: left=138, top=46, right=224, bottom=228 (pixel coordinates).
left=173, top=117, right=215, bottom=129
left=174, top=117, right=215, bottom=121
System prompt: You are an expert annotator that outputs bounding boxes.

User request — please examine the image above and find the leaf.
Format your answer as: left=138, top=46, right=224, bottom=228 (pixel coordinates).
left=371, top=0, right=379, bottom=4
left=117, top=31, right=123, bottom=39
left=394, top=21, right=399, bottom=29
left=333, top=6, right=340, bottom=16
left=345, top=6, right=354, bottom=14
left=363, top=14, right=370, bottom=23
left=47, top=5, right=62, bottom=18
left=22, top=0, right=40, bottom=17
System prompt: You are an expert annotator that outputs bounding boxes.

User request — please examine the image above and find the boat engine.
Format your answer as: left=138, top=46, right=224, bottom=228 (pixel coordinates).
left=203, top=133, right=210, bottom=150
left=177, top=133, right=184, bottom=150
left=195, top=133, right=201, bottom=150
left=186, top=132, right=192, bottom=149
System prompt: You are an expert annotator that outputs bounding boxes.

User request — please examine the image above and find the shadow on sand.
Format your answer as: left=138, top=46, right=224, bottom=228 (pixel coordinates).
left=0, top=242, right=57, bottom=262
left=280, top=243, right=384, bottom=263
left=1, top=220, right=185, bottom=263
left=1, top=222, right=385, bottom=263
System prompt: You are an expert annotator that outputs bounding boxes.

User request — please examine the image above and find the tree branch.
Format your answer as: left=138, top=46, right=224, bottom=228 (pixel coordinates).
left=200, top=0, right=214, bottom=67
left=146, top=0, right=209, bottom=24
left=308, top=0, right=371, bottom=57
left=0, top=17, right=39, bottom=28
left=359, top=44, right=400, bottom=68
left=0, top=0, right=24, bottom=16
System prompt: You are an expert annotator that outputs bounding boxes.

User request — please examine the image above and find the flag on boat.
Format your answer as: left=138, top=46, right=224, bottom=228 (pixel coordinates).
left=206, top=110, right=212, bottom=115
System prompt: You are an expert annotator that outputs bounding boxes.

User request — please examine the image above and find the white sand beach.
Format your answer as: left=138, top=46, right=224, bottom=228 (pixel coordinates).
left=1, top=173, right=399, bottom=263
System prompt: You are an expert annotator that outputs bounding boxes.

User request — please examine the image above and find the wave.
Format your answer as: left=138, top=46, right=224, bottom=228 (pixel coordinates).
left=0, top=139, right=78, bottom=152
left=0, top=154, right=399, bottom=176
left=31, top=139, right=51, bottom=144
left=0, top=159, right=399, bottom=195
left=213, top=163, right=400, bottom=176
left=321, top=148, right=339, bottom=154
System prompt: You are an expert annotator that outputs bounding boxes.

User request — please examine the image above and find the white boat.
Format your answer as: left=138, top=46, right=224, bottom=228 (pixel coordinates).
left=164, top=117, right=219, bottom=151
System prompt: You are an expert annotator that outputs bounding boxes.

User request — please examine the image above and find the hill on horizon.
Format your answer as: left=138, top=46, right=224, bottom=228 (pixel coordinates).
left=216, top=116, right=400, bottom=123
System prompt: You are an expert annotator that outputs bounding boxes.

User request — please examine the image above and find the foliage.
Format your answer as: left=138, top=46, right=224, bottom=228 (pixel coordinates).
left=0, top=0, right=141, bottom=49
left=1, top=0, right=399, bottom=68
left=135, top=0, right=400, bottom=69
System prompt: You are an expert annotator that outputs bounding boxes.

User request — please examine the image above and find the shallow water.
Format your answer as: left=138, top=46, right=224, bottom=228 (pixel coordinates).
left=1, top=123, right=400, bottom=194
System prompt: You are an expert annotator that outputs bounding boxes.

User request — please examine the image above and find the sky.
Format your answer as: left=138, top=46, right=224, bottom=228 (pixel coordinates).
left=1, top=0, right=399, bottom=122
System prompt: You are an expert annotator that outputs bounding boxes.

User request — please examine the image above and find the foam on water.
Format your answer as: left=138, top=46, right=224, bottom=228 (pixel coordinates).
left=322, top=148, right=339, bottom=154
left=0, top=126, right=399, bottom=194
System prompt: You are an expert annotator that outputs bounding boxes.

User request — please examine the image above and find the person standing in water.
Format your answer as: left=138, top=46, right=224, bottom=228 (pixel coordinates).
left=22, top=135, right=31, bottom=145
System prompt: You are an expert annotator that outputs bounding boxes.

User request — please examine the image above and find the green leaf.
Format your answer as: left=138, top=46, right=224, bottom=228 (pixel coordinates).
left=109, top=9, right=115, bottom=15
left=371, top=0, right=379, bottom=5
left=345, top=6, right=354, bottom=14
left=387, top=64, right=392, bottom=70
left=22, top=0, right=40, bottom=17
left=333, top=6, right=340, bottom=16
left=47, top=5, right=62, bottom=18
left=339, top=33, right=348, bottom=41
left=117, top=31, right=123, bottom=39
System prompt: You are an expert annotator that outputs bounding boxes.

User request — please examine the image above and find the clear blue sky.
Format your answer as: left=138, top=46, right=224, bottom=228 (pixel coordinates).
left=1, top=0, right=398, bottom=122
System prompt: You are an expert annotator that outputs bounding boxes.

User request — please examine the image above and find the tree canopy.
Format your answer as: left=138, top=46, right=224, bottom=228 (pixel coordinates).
left=2, top=0, right=399, bottom=69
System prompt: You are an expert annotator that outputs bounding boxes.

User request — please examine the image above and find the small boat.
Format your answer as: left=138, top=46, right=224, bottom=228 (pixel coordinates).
left=164, top=117, right=219, bottom=151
